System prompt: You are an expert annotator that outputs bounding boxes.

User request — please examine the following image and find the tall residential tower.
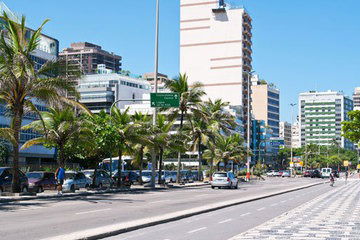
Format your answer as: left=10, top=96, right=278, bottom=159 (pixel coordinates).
left=299, top=90, right=354, bottom=150
left=180, top=0, right=252, bottom=139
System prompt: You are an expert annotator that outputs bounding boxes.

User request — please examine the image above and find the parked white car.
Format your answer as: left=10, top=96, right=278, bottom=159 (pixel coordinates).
left=62, top=171, right=92, bottom=192
left=281, top=170, right=291, bottom=177
left=321, top=168, right=332, bottom=178
left=266, top=170, right=280, bottom=177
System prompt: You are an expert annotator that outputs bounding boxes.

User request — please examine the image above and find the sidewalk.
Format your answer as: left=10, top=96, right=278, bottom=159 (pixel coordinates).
left=0, top=181, right=209, bottom=203
left=229, top=179, right=360, bottom=240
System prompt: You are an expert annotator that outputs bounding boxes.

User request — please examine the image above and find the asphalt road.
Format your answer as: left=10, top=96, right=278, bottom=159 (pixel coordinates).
left=105, top=182, right=332, bottom=240
left=0, top=178, right=325, bottom=240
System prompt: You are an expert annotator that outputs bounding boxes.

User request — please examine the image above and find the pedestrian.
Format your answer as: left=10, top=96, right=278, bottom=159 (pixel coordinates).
left=345, top=170, right=349, bottom=184
left=330, top=172, right=335, bottom=187
left=55, top=165, right=65, bottom=196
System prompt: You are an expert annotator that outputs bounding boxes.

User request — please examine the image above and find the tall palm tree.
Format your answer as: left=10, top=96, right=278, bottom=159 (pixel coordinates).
left=210, top=133, right=245, bottom=171
left=165, top=73, right=205, bottom=183
left=21, top=107, right=92, bottom=167
left=111, top=107, right=140, bottom=187
left=131, top=112, right=152, bottom=185
left=146, top=114, right=174, bottom=184
left=0, top=14, right=80, bottom=192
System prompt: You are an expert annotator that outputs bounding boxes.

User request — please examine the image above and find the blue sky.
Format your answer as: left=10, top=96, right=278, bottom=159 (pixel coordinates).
left=6, top=0, right=360, bottom=122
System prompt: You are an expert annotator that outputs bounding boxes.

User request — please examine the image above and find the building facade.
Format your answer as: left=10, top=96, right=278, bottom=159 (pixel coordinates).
left=59, top=42, right=122, bottom=75
left=353, top=87, right=360, bottom=110
left=251, top=75, right=280, bottom=137
left=142, top=72, right=170, bottom=93
left=78, top=66, right=151, bottom=113
left=299, top=90, right=354, bottom=150
left=0, top=2, right=58, bottom=165
left=291, top=121, right=301, bottom=148
left=179, top=0, right=253, bottom=140
left=279, top=122, right=292, bottom=148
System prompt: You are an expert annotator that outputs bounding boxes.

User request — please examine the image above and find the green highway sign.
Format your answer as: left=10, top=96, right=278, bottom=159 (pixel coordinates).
left=150, top=93, right=180, bottom=108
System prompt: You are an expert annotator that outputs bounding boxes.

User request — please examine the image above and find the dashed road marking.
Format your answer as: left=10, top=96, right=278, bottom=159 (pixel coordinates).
left=75, top=208, right=111, bottom=215
left=187, top=227, right=207, bottom=234
left=219, top=218, right=232, bottom=224
left=257, top=207, right=266, bottom=211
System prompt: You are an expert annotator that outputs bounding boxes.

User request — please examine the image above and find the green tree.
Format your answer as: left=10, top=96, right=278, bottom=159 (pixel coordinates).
left=0, top=14, right=81, bottom=192
left=131, top=112, right=152, bottom=185
left=21, top=107, right=92, bottom=167
left=111, top=107, right=139, bottom=187
left=342, top=110, right=360, bottom=145
left=0, top=140, right=10, bottom=166
left=165, top=73, right=205, bottom=183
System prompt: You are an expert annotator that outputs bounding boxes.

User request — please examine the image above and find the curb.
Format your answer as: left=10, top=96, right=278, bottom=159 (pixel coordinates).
left=0, top=183, right=209, bottom=203
left=42, top=181, right=327, bottom=240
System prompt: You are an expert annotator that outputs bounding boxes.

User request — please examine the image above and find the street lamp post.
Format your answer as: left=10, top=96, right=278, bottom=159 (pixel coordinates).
left=246, top=70, right=255, bottom=181
left=290, top=103, right=297, bottom=176
left=150, top=0, right=160, bottom=188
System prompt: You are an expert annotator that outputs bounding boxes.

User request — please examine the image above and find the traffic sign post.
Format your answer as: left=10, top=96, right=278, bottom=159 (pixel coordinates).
left=151, top=93, right=180, bottom=108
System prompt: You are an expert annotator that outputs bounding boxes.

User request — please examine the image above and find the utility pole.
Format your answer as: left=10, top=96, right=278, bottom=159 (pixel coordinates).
left=150, top=0, right=160, bottom=188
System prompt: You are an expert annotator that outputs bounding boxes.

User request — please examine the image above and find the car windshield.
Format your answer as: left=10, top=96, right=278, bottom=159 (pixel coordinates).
left=142, top=171, right=152, bottom=177
left=65, top=173, right=75, bottom=179
left=213, top=173, right=227, bottom=178
left=26, top=172, right=43, bottom=179
left=83, top=171, right=93, bottom=178
left=0, top=168, right=5, bottom=176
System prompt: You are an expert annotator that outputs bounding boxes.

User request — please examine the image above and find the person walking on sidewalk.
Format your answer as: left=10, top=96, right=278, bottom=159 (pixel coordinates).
left=345, top=170, right=349, bottom=184
left=55, top=166, right=65, bottom=196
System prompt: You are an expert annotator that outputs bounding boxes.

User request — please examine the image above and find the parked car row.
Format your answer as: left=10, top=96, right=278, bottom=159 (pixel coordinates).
left=266, top=170, right=291, bottom=177
left=303, top=168, right=339, bottom=178
left=0, top=167, right=204, bottom=194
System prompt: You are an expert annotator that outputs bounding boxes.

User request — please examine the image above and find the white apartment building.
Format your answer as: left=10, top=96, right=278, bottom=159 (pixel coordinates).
left=299, top=91, right=354, bottom=150
left=353, top=87, right=360, bottom=110
left=279, top=122, right=292, bottom=148
left=291, top=121, right=301, bottom=148
left=180, top=0, right=252, bottom=138
left=78, top=66, right=151, bottom=113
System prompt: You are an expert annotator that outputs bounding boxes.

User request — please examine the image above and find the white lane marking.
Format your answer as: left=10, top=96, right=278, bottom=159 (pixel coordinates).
left=187, top=227, right=207, bottom=234
left=270, top=203, right=278, bottom=207
left=219, top=218, right=232, bottom=224
left=186, top=218, right=200, bottom=223
left=281, top=200, right=287, bottom=203
left=257, top=207, right=266, bottom=211
left=17, top=207, right=43, bottom=211
left=75, top=208, right=111, bottom=215
left=289, top=198, right=294, bottom=201
left=149, top=200, right=169, bottom=204
left=240, top=212, right=251, bottom=217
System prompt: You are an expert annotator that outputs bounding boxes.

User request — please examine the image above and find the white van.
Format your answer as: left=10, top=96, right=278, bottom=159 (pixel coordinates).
left=321, top=168, right=332, bottom=178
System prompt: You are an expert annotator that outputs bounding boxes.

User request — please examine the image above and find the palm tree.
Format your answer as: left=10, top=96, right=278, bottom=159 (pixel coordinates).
left=0, top=14, right=80, bottom=192
left=146, top=114, right=174, bottom=185
left=131, top=112, right=152, bottom=185
left=203, top=99, right=237, bottom=135
left=165, top=73, right=205, bottom=183
left=111, top=107, right=139, bottom=187
left=210, top=133, right=245, bottom=171
left=21, top=107, right=92, bottom=167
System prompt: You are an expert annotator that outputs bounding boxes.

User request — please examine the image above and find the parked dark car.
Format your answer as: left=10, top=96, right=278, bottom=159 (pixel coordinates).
left=310, top=169, right=322, bottom=178
left=82, top=169, right=113, bottom=188
left=180, top=170, right=193, bottom=183
left=26, top=172, right=57, bottom=193
left=303, top=170, right=313, bottom=177
left=112, top=170, right=132, bottom=187
left=0, top=167, right=29, bottom=193
left=332, top=170, right=339, bottom=178
left=123, top=170, right=140, bottom=184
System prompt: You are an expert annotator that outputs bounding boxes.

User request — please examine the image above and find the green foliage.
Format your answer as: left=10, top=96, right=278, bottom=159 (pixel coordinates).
left=0, top=140, right=10, bottom=166
left=342, top=110, right=360, bottom=145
